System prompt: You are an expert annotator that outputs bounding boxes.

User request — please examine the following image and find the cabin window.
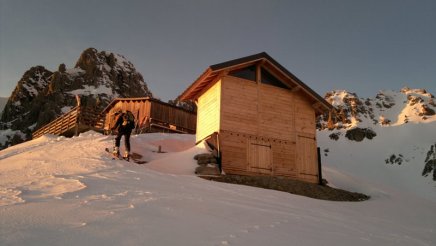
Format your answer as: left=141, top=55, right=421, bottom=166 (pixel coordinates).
left=229, top=65, right=256, bottom=82
left=261, top=68, right=288, bottom=89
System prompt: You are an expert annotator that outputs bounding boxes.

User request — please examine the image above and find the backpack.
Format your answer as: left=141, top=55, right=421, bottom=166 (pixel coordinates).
left=121, top=111, right=136, bottom=130
left=125, top=111, right=135, bottom=123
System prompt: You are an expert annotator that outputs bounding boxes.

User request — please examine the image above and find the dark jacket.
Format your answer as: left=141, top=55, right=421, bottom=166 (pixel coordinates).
left=112, top=113, right=135, bottom=134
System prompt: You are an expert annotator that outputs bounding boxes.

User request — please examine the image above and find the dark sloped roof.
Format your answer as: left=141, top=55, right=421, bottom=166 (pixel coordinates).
left=178, top=52, right=332, bottom=112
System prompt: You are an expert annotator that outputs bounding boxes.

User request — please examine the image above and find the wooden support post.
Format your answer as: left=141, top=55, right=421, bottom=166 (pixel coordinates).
left=317, top=147, right=323, bottom=185
left=216, top=132, right=221, bottom=173
left=256, top=63, right=261, bottom=84
left=75, top=106, right=81, bottom=136
left=433, top=143, right=436, bottom=181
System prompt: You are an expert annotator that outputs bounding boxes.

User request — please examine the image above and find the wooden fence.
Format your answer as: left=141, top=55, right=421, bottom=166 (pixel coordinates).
left=32, top=106, right=105, bottom=139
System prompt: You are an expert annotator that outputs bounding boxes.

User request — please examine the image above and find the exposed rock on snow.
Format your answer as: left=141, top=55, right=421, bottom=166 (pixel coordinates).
left=385, top=154, right=406, bottom=165
left=422, top=144, right=436, bottom=180
left=193, top=150, right=220, bottom=176
left=344, top=127, right=376, bottom=142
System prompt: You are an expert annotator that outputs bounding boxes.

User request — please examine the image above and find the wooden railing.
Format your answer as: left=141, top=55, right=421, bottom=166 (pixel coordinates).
left=32, top=106, right=105, bottom=139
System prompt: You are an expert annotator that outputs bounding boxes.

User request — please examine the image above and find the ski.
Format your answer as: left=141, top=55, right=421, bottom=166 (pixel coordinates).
left=104, top=148, right=146, bottom=164
left=105, top=147, right=122, bottom=160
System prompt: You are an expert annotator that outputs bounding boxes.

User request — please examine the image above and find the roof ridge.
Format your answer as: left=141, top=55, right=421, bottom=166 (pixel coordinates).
left=209, top=52, right=269, bottom=71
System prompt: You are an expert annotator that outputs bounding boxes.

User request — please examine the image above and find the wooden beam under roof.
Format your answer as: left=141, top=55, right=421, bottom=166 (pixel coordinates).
left=312, top=102, right=322, bottom=108
left=291, top=86, right=301, bottom=92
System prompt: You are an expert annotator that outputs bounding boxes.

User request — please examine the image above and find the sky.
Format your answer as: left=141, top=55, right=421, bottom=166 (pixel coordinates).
left=0, top=0, right=435, bottom=101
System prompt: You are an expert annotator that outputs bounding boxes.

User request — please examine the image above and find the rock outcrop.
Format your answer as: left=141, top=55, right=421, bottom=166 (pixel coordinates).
left=194, top=153, right=220, bottom=176
left=422, top=144, right=436, bottom=181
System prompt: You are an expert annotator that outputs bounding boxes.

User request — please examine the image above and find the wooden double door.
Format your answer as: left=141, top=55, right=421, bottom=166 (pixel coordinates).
left=246, top=135, right=318, bottom=182
left=247, top=138, right=272, bottom=174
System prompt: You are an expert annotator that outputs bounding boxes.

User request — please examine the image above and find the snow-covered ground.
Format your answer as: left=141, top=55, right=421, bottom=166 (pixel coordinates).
left=318, top=122, right=436, bottom=202
left=1, top=131, right=435, bottom=246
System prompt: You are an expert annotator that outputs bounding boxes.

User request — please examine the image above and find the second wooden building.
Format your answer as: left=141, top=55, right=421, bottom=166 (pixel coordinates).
left=101, top=97, right=196, bottom=134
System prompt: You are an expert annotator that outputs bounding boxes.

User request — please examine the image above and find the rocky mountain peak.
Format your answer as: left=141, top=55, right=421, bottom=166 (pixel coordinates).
left=318, top=88, right=436, bottom=185
left=75, top=48, right=99, bottom=71
left=75, top=48, right=135, bottom=76
left=318, top=87, right=436, bottom=131
left=1, top=66, right=52, bottom=124
left=11, top=66, right=52, bottom=99
left=0, top=48, right=153, bottom=149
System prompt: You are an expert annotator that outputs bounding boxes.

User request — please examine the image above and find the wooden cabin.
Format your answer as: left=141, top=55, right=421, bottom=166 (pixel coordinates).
left=178, top=52, right=332, bottom=184
left=101, top=97, right=196, bottom=134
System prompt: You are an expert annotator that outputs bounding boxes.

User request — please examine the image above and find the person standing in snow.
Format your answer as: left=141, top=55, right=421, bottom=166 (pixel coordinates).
left=111, top=111, right=135, bottom=160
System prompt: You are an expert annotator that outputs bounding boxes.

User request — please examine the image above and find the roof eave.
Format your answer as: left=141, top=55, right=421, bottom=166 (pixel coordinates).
left=178, top=68, right=214, bottom=101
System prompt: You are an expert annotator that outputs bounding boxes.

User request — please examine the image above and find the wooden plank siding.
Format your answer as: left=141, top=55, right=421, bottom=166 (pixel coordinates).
left=258, top=83, right=295, bottom=140
left=150, top=102, right=196, bottom=132
left=220, top=76, right=258, bottom=136
left=294, top=93, right=317, bottom=136
left=216, top=76, right=319, bottom=183
left=196, top=81, right=221, bottom=142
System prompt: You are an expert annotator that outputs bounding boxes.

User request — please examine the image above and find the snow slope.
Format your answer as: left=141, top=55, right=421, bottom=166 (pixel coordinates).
left=318, top=122, right=436, bottom=201
left=0, top=132, right=435, bottom=246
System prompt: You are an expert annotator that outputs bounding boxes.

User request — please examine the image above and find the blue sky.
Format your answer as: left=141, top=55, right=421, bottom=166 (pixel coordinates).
left=1, top=0, right=435, bottom=100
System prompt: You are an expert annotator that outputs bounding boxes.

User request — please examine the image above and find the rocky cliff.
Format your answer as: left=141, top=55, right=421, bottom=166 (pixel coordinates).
left=0, top=48, right=153, bottom=149
left=317, top=87, right=436, bottom=183
left=318, top=87, right=436, bottom=131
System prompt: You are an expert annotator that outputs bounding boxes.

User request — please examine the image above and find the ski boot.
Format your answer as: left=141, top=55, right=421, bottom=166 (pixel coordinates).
left=123, top=151, right=130, bottom=161
left=112, top=147, right=120, bottom=159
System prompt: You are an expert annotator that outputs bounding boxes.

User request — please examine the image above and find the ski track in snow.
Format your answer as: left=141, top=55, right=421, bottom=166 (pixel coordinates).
left=0, top=131, right=435, bottom=246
